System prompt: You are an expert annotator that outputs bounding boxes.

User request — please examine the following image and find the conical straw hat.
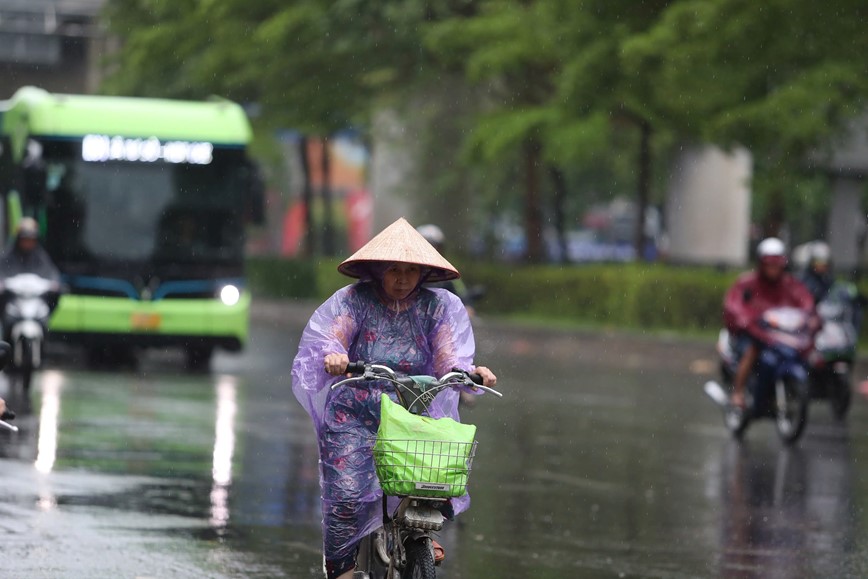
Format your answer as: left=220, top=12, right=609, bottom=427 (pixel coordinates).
left=338, top=217, right=460, bottom=282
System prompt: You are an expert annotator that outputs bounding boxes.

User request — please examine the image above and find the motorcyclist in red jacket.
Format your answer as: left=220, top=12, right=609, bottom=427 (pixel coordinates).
left=723, top=237, right=815, bottom=408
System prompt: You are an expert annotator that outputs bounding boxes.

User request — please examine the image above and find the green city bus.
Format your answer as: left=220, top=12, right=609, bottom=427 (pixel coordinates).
left=0, top=86, right=261, bottom=367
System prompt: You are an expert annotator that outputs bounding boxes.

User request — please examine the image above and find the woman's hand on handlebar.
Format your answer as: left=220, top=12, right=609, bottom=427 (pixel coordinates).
left=474, top=366, right=497, bottom=388
left=324, top=353, right=350, bottom=376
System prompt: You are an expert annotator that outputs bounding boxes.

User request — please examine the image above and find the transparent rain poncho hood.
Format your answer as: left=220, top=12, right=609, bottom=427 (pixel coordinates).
left=291, top=279, right=476, bottom=568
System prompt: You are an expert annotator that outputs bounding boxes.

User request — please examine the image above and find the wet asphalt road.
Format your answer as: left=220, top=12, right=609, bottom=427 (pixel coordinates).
left=1, top=299, right=868, bottom=578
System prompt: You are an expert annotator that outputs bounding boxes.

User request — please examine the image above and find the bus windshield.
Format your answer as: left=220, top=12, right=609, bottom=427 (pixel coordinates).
left=37, top=139, right=248, bottom=268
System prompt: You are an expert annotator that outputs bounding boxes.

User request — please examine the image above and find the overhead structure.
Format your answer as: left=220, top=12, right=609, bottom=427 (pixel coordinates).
left=0, top=0, right=106, bottom=95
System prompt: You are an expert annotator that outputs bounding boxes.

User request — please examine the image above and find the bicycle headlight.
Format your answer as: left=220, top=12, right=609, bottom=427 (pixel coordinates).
left=219, top=284, right=240, bottom=306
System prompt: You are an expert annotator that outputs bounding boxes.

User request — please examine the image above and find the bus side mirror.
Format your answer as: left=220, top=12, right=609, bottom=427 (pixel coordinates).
left=244, top=159, right=266, bottom=226
left=23, top=164, right=47, bottom=206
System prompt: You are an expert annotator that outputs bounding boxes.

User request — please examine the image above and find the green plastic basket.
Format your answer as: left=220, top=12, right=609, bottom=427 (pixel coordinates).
left=373, top=394, right=477, bottom=498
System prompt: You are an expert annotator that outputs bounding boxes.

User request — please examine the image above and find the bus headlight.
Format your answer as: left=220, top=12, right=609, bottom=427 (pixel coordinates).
left=219, top=285, right=241, bottom=306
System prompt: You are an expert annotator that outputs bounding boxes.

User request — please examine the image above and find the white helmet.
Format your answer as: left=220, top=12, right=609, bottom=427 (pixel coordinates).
left=757, top=237, right=786, bottom=258
left=416, top=224, right=445, bottom=249
left=809, top=240, right=831, bottom=264
left=16, top=217, right=39, bottom=240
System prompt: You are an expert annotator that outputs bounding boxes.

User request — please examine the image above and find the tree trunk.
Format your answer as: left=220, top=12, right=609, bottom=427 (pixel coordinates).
left=549, top=165, right=569, bottom=263
left=321, top=136, right=335, bottom=256
left=524, top=138, right=545, bottom=262
left=635, top=121, right=652, bottom=261
left=764, top=185, right=786, bottom=239
left=299, top=135, right=315, bottom=257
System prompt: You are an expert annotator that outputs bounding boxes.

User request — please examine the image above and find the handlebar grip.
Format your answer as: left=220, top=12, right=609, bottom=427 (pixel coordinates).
left=451, top=366, right=484, bottom=385
left=345, top=361, right=366, bottom=375
left=1, top=409, right=15, bottom=421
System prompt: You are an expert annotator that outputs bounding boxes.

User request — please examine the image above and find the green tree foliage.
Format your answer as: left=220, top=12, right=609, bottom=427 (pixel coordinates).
left=102, top=0, right=488, bottom=255
left=103, top=0, right=868, bottom=254
left=623, top=0, right=868, bottom=234
left=426, top=0, right=675, bottom=260
left=624, top=1, right=868, bottom=153
left=103, top=0, right=477, bottom=131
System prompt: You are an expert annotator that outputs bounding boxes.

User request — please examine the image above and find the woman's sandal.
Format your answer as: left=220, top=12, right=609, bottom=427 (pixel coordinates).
left=432, top=540, right=445, bottom=565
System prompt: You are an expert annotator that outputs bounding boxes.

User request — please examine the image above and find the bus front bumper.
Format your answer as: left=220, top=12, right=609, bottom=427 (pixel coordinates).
left=48, top=292, right=251, bottom=351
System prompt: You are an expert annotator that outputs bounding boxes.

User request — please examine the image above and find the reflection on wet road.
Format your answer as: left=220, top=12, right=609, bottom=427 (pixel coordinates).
left=1, top=300, right=867, bottom=578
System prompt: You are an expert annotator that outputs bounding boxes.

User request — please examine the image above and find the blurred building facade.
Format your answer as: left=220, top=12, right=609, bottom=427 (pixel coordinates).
left=0, top=0, right=107, bottom=97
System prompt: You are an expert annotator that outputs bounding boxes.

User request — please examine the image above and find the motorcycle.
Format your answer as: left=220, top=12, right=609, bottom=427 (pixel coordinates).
left=0, top=273, right=60, bottom=391
left=808, top=281, right=860, bottom=420
left=331, top=362, right=502, bottom=579
left=705, top=306, right=814, bottom=445
left=0, top=341, right=18, bottom=432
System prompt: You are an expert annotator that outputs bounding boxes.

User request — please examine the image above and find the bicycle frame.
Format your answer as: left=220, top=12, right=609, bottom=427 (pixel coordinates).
left=353, top=498, right=444, bottom=579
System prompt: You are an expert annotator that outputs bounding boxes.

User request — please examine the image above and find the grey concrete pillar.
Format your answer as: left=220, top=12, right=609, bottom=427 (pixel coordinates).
left=368, top=108, right=417, bottom=232
left=827, top=178, right=864, bottom=272
left=666, top=144, right=753, bottom=267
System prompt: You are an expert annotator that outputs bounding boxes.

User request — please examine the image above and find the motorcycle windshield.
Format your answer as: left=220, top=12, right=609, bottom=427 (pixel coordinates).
left=762, top=307, right=812, bottom=352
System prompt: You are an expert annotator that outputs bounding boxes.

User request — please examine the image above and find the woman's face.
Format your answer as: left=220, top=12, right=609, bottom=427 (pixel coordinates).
left=381, top=262, right=422, bottom=300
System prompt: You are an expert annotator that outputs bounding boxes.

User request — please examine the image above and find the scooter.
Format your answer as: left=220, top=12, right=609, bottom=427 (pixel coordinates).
left=1, top=273, right=59, bottom=391
left=809, top=281, right=860, bottom=420
left=705, top=307, right=814, bottom=445
left=0, top=341, right=18, bottom=432
left=332, top=362, right=502, bottom=579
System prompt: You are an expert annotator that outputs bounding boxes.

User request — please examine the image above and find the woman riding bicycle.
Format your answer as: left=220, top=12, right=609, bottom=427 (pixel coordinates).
left=291, top=217, right=497, bottom=579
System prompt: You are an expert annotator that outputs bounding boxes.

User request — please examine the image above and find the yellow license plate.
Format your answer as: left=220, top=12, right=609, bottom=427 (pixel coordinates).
left=131, top=312, right=161, bottom=331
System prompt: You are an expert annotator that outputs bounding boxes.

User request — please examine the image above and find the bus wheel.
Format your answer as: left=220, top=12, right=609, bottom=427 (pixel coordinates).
left=185, top=345, right=213, bottom=371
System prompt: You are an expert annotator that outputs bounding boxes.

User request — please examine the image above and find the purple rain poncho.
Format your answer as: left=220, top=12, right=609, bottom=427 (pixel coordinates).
left=291, top=280, right=476, bottom=576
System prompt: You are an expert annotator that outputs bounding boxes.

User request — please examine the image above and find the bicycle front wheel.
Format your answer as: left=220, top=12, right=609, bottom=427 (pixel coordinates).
left=402, top=538, right=435, bottom=579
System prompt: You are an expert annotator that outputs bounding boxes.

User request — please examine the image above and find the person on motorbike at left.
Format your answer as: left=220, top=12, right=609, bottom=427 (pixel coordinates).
left=0, top=218, right=62, bottom=342
left=798, top=241, right=834, bottom=304
left=0, top=217, right=61, bottom=286
left=723, top=237, right=816, bottom=409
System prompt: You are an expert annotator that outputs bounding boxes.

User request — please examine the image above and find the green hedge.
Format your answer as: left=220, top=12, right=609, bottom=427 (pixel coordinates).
left=247, top=257, right=738, bottom=333
left=246, top=257, right=347, bottom=300
left=246, top=256, right=868, bottom=340
left=456, top=262, right=737, bottom=333
left=245, top=257, right=320, bottom=299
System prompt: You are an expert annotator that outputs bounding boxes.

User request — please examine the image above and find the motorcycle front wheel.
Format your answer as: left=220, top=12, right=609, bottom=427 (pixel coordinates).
left=724, top=405, right=749, bottom=440
left=15, top=338, right=33, bottom=392
left=775, top=377, right=809, bottom=445
left=830, top=372, right=852, bottom=421
left=402, top=538, right=435, bottom=579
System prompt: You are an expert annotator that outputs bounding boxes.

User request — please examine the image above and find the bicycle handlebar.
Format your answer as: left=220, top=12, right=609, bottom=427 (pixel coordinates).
left=345, top=361, right=366, bottom=375
left=331, top=361, right=503, bottom=397
left=0, top=407, right=17, bottom=432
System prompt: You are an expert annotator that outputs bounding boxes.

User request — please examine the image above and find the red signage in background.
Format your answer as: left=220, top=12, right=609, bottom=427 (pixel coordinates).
left=346, top=188, right=373, bottom=252
left=281, top=201, right=306, bottom=257
left=260, top=133, right=371, bottom=256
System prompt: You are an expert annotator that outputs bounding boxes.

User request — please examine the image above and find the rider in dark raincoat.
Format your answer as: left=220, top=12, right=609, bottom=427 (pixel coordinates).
left=0, top=217, right=61, bottom=341
left=0, top=217, right=60, bottom=283
left=723, top=237, right=814, bottom=408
